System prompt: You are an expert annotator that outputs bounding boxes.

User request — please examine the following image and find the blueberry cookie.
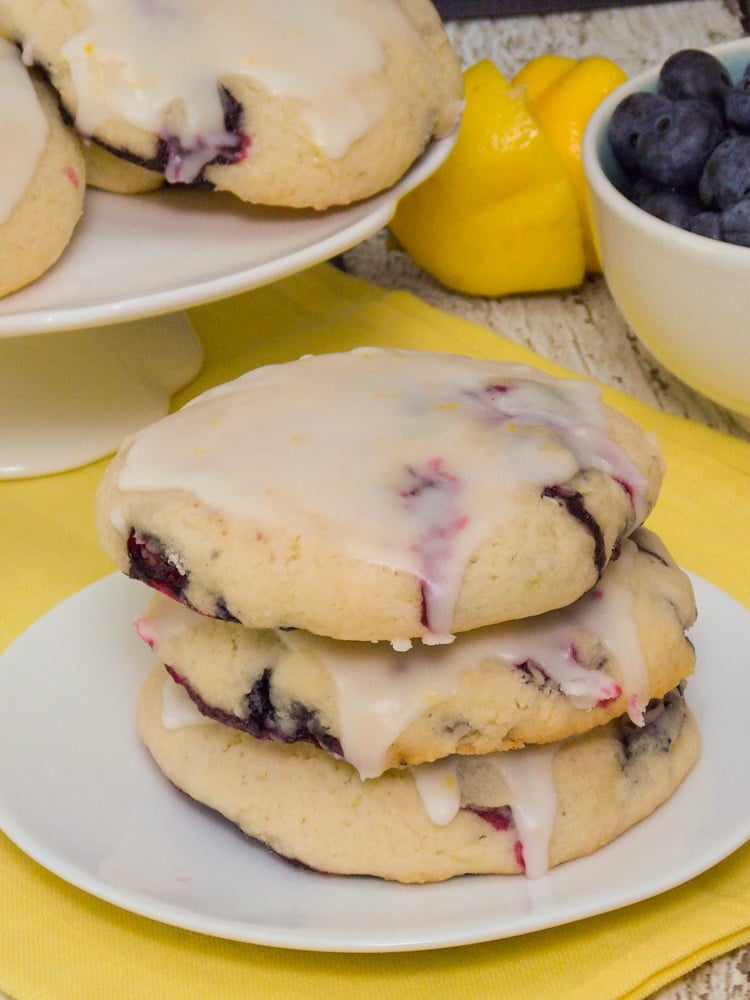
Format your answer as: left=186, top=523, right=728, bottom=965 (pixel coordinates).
left=138, top=667, right=700, bottom=882
left=0, top=0, right=463, bottom=209
left=82, top=141, right=163, bottom=194
left=0, top=39, right=84, bottom=297
left=137, top=529, right=695, bottom=776
left=97, top=349, right=665, bottom=643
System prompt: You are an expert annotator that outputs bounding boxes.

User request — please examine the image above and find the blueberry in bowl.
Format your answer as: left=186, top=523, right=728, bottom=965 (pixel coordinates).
left=605, top=46, right=750, bottom=244
left=582, top=37, right=750, bottom=426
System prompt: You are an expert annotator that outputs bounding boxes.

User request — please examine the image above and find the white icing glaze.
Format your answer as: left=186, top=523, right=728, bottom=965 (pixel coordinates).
left=117, top=349, right=650, bottom=640
left=135, top=596, right=195, bottom=648
left=412, top=747, right=557, bottom=876
left=144, top=546, right=649, bottom=780
left=161, top=675, right=213, bottom=730
left=410, top=758, right=460, bottom=826
left=577, top=538, right=650, bottom=725
left=0, top=38, right=49, bottom=224
left=277, top=548, right=650, bottom=779
left=490, top=745, right=557, bottom=878
left=59, top=0, right=424, bottom=170
left=281, top=628, right=476, bottom=780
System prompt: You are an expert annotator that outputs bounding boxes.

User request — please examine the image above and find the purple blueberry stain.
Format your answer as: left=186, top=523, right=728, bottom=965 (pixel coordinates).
left=164, top=665, right=342, bottom=758
left=468, top=806, right=525, bottom=870
left=399, top=458, right=468, bottom=634
left=77, top=85, right=251, bottom=186
left=468, top=804, right=513, bottom=831
left=126, top=529, right=242, bottom=621
left=631, top=533, right=670, bottom=567
left=515, top=650, right=619, bottom=708
left=516, top=658, right=556, bottom=692
left=127, top=529, right=188, bottom=600
left=541, top=485, right=606, bottom=574
left=214, top=597, right=240, bottom=623
left=618, top=685, right=687, bottom=770
left=614, top=475, right=638, bottom=510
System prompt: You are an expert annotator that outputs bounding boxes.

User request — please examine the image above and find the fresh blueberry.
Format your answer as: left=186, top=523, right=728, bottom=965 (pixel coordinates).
left=725, top=62, right=750, bottom=132
left=685, top=210, right=723, bottom=240
left=721, top=196, right=750, bottom=246
left=638, top=188, right=701, bottom=227
left=608, top=91, right=673, bottom=176
left=699, top=135, right=750, bottom=209
left=658, top=48, right=732, bottom=110
left=628, top=175, right=659, bottom=207
left=636, top=98, right=724, bottom=189
left=608, top=48, right=750, bottom=249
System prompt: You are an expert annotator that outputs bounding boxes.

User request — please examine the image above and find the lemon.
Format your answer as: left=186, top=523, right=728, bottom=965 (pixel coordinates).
left=390, top=59, right=584, bottom=297
left=512, top=54, right=577, bottom=105
left=515, top=55, right=627, bottom=270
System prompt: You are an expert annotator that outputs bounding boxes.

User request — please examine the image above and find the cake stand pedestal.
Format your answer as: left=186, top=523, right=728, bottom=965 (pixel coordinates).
left=0, top=313, right=202, bottom=479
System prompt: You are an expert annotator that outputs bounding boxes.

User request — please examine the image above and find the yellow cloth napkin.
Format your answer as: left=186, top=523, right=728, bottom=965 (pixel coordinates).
left=2, top=263, right=749, bottom=1000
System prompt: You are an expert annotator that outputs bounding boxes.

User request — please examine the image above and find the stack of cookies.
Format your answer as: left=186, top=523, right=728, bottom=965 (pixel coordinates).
left=96, top=348, right=700, bottom=882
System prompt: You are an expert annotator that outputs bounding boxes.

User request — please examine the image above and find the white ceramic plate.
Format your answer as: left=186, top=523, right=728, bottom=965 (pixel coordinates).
left=0, top=136, right=453, bottom=337
left=0, top=572, right=748, bottom=953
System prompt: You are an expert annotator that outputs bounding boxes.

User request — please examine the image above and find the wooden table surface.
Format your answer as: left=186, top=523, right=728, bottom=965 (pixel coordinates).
left=341, top=3, right=750, bottom=997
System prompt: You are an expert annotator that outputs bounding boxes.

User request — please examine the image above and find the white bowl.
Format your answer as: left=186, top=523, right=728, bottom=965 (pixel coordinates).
left=583, top=37, right=750, bottom=424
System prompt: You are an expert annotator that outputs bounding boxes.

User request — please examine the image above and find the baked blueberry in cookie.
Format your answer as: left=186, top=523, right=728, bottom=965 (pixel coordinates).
left=541, top=484, right=607, bottom=574
left=127, top=530, right=188, bottom=601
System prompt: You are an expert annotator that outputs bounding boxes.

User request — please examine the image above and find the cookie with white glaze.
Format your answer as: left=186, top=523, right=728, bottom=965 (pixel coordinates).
left=97, top=349, right=665, bottom=643
left=138, top=668, right=700, bottom=882
left=0, top=0, right=463, bottom=209
left=137, top=529, right=696, bottom=776
left=0, top=40, right=84, bottom=298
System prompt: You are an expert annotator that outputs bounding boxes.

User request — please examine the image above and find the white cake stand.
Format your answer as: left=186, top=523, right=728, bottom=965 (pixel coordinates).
left=0, top=136, right=453, bottom=479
